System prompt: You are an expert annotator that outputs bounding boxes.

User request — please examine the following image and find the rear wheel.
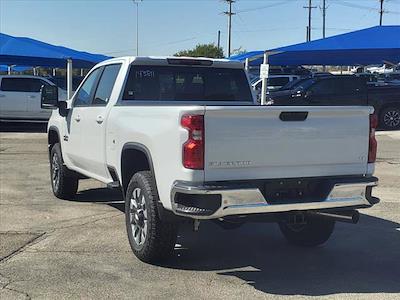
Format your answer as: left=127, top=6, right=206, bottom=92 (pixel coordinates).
left=380, top=106, right=400, bottom=130
left=50, top=143, right=78, bottom=199
left=125, top=171, right=178, bottom=263
left=278, top=214, right=335, bottom=247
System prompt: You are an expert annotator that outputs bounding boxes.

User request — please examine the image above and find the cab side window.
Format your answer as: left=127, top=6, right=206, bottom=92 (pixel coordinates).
left=92, top=64, right=121, bottom=106
left=74, top=68, right=102, bottom=107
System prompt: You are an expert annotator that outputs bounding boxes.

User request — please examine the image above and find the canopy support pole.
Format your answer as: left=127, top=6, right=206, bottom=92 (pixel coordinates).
left=52, top=68, right=56, bottom=76
left=260, top=52, right=269, bottom=106
left=67, top=59, right=73, bottom=100
left=245, top=58, right=249, bottom=72
left=7, top=66, right=11, bottom=75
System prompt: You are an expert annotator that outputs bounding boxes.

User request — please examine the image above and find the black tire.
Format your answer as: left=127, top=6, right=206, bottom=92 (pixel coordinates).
left=278, top=214, right=335, bottom=247
left=379, top=106, right=400, bottom=130
left=125, top=171, right=178, bottom=263
left=50, top=143, right=78, bottom=199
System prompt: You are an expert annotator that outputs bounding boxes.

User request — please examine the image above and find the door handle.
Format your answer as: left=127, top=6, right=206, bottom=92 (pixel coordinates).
left=280, top=111, right=308, bottom=121
left=0, top=94, right=5, bottom=98
left=96, top=115, right=104, bottom=124
left=29, top=95, right=36, bottom=99
left=75, top=115, right=81, bottom=122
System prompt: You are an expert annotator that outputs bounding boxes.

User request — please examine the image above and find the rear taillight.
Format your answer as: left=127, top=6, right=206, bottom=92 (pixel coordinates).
left=368, top=114, right=378, bottom=163
left=181, top=115, right=204, bottom=169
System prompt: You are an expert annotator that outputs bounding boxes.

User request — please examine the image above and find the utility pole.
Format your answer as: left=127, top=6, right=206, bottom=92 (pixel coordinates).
left=379, top=0, right=384, bottom=26
left=322, top=0, right=326, bottom=38
left=223, top=0, right=235, bottom=57
left=306, top=26, right=309, bottom=42
left=217, top=30, right=221, bottom=51
left=304, top=0, right=316, bottom=42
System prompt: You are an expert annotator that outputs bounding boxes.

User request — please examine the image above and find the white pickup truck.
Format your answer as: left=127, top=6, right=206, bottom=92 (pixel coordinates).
left=41, top=56, right=379, bottom=263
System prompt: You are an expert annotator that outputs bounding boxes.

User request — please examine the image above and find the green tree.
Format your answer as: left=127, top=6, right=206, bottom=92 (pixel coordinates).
left=174, top=43, right=224, bottom=58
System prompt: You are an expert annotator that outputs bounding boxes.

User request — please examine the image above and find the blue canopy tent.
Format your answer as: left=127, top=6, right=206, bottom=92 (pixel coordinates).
left=229, top=26, right=400, bottom=104
left=230, top=26, right=400, bottom=66
left=0, top=33, right=110, bottom=97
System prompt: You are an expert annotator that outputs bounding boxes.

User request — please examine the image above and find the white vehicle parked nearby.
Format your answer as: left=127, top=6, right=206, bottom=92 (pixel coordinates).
left=0, top=75, right=66, bottom=120
left=41, top=56, right=379, bottom=263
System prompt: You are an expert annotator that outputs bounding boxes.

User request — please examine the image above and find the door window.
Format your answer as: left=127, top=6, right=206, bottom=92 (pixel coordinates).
left=74, top=68, right=102, bottom=107
left=92, top=64, right=121, bottom=105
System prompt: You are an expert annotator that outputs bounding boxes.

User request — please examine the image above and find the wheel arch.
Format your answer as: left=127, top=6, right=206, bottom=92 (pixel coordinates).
left=120, top=143, right=157, bottom=196
left=120, top=143, right=177, bottom=222
left=379, top=102, right=400, bottom=114
left=48, top=126, right=61, bottom=154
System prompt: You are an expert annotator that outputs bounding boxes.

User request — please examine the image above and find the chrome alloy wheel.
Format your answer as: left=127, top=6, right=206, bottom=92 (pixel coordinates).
left=384, top=109, right=400, bottom=128
left=129, top=188, right=148, bottom=246
left=51, top=153, right=60, bottom=191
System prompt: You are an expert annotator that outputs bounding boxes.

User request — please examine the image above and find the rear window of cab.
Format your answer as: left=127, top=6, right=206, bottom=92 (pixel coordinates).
left=122, top=66, right=253, bottom=102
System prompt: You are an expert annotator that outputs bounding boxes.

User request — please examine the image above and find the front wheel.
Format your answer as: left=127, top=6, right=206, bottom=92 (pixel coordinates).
left=278, top=214, right=335, bottom=247
left=380, top=106, right=400, bottom=130
left=125, top=171, right=178, bottom=263
left=50, top=143, right=78, bottom=199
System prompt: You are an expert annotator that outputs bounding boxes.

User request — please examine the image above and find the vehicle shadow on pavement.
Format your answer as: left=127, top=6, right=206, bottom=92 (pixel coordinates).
left=166, top=215, right=400, bottom=296
left=67, top=187, right=400, bottom=296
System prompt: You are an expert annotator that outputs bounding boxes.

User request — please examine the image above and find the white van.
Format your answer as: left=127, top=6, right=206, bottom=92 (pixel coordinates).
left=0, top=75, right=66, bottom=121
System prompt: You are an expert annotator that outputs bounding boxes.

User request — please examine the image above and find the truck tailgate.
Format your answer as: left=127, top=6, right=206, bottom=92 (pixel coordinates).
left=204, top=106, right=372, bottom=181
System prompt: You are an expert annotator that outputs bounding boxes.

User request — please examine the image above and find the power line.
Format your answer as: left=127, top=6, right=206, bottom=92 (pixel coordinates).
left=331, top=0, right=378, bottom=11
left=235, top=0, right=289, bottom=14
left=332, top=0, right=400, bottom=23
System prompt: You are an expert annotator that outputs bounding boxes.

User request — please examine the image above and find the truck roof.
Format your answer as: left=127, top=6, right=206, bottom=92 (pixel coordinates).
left=99, top=56, right=245, bottom=69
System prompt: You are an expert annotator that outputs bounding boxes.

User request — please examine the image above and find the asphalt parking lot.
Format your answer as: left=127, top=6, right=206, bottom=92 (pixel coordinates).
left=0, top=124, right=399, bottom=299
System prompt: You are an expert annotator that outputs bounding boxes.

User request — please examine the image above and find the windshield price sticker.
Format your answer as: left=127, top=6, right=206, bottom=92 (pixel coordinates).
left=136, top=70, right=155, bottom=78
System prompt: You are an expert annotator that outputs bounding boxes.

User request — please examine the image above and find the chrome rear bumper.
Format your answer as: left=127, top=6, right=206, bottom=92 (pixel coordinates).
left=170, top=177, right=378, bottom=219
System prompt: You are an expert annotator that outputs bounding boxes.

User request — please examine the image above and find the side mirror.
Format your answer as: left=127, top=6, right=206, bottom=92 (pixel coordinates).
left=58, top=100, right=69, bottom=117
left=41, top=85, right=59, bottom=109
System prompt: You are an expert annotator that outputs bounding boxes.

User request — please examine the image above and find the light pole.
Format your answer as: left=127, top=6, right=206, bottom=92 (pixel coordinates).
left=133, top=0, right=142, bottom=56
